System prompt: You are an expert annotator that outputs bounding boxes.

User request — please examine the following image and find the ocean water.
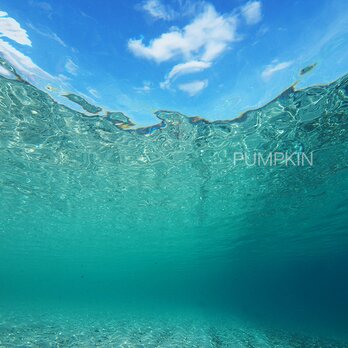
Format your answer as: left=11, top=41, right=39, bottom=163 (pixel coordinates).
left=0, top=59, right=348, bottom=347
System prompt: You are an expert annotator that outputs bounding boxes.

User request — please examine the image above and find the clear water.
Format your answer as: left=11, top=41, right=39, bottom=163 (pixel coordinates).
left=0, top=60, right=348, bottom=347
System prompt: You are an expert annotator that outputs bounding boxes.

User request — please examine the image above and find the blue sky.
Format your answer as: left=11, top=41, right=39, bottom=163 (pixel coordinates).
left=0, top=0, right=348, bottom=125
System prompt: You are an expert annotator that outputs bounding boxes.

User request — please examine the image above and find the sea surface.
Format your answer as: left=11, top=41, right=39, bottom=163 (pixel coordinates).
left=0, top=59, right=348, bottom=347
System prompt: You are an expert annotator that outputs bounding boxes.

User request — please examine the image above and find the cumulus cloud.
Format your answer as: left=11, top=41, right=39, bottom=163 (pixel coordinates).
left=140, top=0, right=176, bottom=20
left=128, top=5, right=237, bottom=63
left=0, top=39, right=52, bottom=80
left=129, top=2, right=263, bottom=95
left=0, top=11, right=32, bottom=45
left=129, top=4, right=238, bottom=95
left=65, top=58, right=78, bottom=75
left=161, top=60, right=211, bottom=89
left=241, top=1, right=262, bottom=25
left=261, top=60, right=293, bottom=80
left=167, top=60, right=211, bottom=80
left=178, top=79, right=208, bottom=96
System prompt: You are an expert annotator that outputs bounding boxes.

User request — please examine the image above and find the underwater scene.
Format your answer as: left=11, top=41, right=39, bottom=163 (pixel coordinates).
left=1, top=0, right=348, bottom=347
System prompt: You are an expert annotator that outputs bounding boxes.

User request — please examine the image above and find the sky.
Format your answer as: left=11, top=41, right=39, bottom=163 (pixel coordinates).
left=0, top=0, right=348, bottom=125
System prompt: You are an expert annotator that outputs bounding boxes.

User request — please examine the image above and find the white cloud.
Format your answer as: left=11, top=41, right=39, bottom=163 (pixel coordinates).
left=178, top=79, right=208, bottom=96
left=28, top=23, right=66, bottom=47
left=168, top=60, right=211, bottom=80
left=129, top=4, right=237, bottom=95
left=0, top=11, right=32, bottom=45
left=88, top=88, right=100, bottom=98
left=29, top=1, right=52, bottom=13
left=261, top=60, right=293, bottom=80
left=65, top=58, right=78, bottom=75
left=139, top=0, right=206, bottom=21
left=130, top=3, right=264, bottom=96
left=0, top=39, right=52, bottom=80
left=0, top=10, right=72, bottom=96
left=128, top=5, right=237, bottom=63
left=57, top=74, right=71, bottom=82
left=176, top=1, right=207, bottom=19
left=47, top=32, right=66, bottom=47
left=0, top=11, right=60, bottom=86
left=134, top=81, right=152, bottom=93
left=241, top=1, right=262, bottom=25
left=161, top=60, right=211, bottom=89
left=141, top=0, right=176, bottom=20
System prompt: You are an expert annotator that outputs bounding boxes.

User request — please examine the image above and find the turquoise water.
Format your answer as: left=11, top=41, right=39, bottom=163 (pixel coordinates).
left=0, top=60, right=348, bottom=347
